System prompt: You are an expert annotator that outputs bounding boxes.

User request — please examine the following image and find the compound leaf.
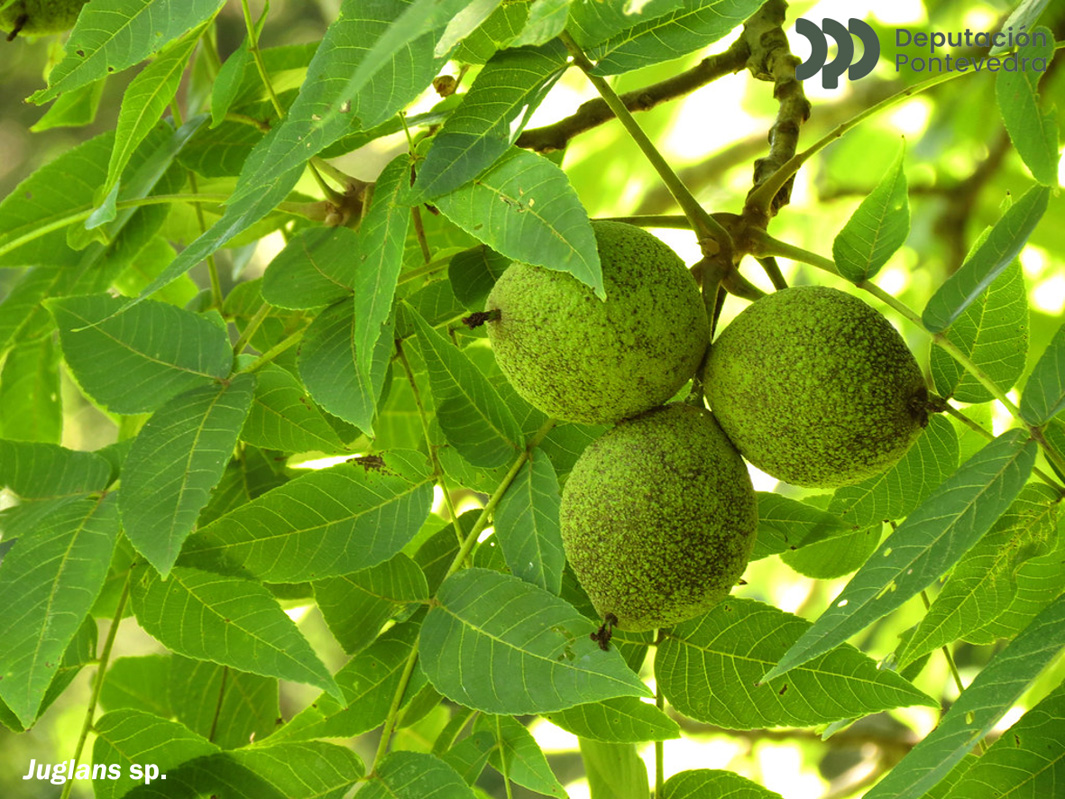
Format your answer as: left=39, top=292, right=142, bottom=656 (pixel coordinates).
left=298, top=298, right=394, bottom=435
left=941, top=680, right=1065, bottom=799
left=411, top=39, right=567, bottom=200
left=751, top=493, right=851, bottom=561
left=575, top=0, right=761, bottom=76
left=406, top=302, right=522, bottom=467
left=260, top=227, right=357, bottom=310
left=32, top=0, right=225, bottom=103
left=353, top=156, right=410, bottom=383
left=0, top=439, right=111, bottom=499
left=227, top=742, right=364, bottom=798
left=168, top=656, right=279, bottom=751
left=996, top=27, right=1059, bottom=186
left=663, top=770, right=784, bottom=799
left=271, top=622, right=425, bottom=742
left=241, top=364, right=349, bottom=455
left=579, top=738, right=649, bottom=799
left=104, top=24, right=205, bottom=199
left=898, top=483, right=1060, bottom=668
left=314, top=553, right=429, bottom=654
left=829, top=415, right=960, bottom=528
left=474, top=715, right=567, bottom=798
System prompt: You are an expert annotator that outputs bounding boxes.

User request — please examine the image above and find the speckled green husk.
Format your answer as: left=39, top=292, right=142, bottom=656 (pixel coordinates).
left=560, top=403, right=757, bottom=631
left=705, top=286, right=928, bottom=489
left=0, top=0, right=87, bottom=35
left=485, top=221, right=709, bottom=425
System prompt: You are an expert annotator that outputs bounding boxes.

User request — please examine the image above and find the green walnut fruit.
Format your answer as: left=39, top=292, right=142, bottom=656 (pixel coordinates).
left=485, top=221, right=709, bottom=425
left=560, top=403, right=757, bottom=631
left=705, top=285, right=929, bottom=489
left=1, top=0, right=87, bottom=39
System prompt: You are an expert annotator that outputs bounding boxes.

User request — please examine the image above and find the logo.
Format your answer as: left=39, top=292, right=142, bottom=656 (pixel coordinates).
left=795, top=18, right=880, bottom=89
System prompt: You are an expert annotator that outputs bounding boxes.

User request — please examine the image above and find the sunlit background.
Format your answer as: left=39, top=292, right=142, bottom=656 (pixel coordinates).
left=1, top=0, right=1064, bottom=796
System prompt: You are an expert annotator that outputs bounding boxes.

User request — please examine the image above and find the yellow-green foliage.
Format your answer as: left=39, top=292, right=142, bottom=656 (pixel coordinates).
left=486, top=221, right=708, bottom=425
left=1, top=0, right=87, bottom=37
left=560, top=404, right=757, bottom=631
left=706, top=286, right=928, bottom=488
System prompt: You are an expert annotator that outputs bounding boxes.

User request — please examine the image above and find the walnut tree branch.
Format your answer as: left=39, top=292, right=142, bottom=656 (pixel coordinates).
left=516, top=38, right=750, bottom=153
left=740, top=0, right=811, bottom=228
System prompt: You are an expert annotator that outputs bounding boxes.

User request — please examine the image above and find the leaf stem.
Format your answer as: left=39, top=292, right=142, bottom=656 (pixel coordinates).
left=236, top=326, right=306, bottom=374
left=172, top=98, right=222, bottom=307
left=444, top=417, right=557, bottom=581
left=398, top=257, right=451, bottom=285
left=308, top=162, right=342, bottom=203
left=937, top=402, right=1064, bottom=494
left=655, top=671, right=665, bottom=798
left=395, top=338, right=464, bottom=547
left=558, top=31, right=733, bottom=255
left=919, top=590, right=965, bottom=693
left=411, top=207, right=432, bottom=265
left=757, top=256, right=788, bottom=290
left=938, top=401, right=994, bottom=441
left=1035, top=428, right=1065, bottom=473
left=225, top=112, right=272, bottom=132
left=60, top=569, right=131, bottom=799
left=197, top=22, right=222, bottom=80
left=927, top=333, right=1023, bottom=418
left=919, top=591, right=984, bottom=754
left=496, top=716, right=515, bottom=799
left=232, top=302, right=272, bottom=355
left=598, top=214, right=691, bottom=229
left=369, top=418, right=556, bottom=770
left=1031, top=425, right=1065, bottom=478
left=240, top=0, right=284, bottom=119
left=370, top=644, right=423, bottom=772
left=207, top=666, right=229, bottom=743
left=310, top=157, right=359, bottom=190
left=184, top=168, right=224, bottom=309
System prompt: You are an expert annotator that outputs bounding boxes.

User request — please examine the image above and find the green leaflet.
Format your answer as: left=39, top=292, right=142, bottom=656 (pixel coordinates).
left=419, top=568, right=651, bottom=715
